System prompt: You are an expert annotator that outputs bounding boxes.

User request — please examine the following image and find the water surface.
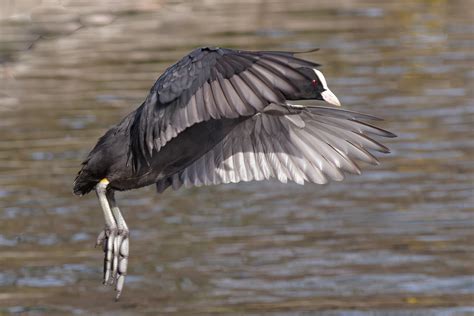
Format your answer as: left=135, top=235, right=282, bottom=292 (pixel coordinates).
left=0, top=0, right=473, bottom=315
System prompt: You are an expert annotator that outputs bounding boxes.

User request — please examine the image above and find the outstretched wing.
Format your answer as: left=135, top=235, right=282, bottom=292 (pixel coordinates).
left=129, top=47, right=323, bottom=170
left=155, top=106, right=396, bottom=192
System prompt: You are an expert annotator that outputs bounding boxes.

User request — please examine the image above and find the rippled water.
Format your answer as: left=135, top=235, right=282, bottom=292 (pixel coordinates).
left=0, top=0, right=473, bottom=315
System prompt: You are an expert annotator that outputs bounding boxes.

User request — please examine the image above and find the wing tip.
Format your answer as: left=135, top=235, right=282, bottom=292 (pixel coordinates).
left=384, top=130, right=398, bottom=138
left=294, top=47, right=320, bottom=54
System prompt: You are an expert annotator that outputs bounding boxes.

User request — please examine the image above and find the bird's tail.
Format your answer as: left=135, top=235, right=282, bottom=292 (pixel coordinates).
left=73, top=161, right=99, bottom=196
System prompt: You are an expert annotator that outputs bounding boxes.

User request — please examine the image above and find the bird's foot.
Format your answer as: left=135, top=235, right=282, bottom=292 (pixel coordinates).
left=96, top=227, right=129, bottom=300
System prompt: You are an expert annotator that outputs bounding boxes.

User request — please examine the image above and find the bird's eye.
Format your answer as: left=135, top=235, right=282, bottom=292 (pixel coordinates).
left=311, top=79, right=318, bottom=87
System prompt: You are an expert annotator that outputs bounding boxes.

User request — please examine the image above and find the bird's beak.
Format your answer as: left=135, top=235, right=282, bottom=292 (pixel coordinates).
left=321, top=89, right=341, bottom=107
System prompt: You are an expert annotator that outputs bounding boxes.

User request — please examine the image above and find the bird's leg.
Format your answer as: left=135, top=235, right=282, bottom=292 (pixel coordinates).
left=95, top=179, right=117, bottom=286
left=106, top=189, right=129, bottom=300
left=95, top=178, right=130, bottom=300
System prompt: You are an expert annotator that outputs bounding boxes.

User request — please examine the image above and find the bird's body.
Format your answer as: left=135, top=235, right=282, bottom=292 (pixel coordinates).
left=74, top=111, right=244, bottom=193
left=74, top=47, right=395, bottom=299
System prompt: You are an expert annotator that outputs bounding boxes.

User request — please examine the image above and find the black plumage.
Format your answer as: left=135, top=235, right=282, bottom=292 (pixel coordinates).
left=73, top=47, right=395, bottom=299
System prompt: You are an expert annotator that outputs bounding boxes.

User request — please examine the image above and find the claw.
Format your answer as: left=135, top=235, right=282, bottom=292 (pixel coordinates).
left=115, top=274, right=125, bottom=300
left=97, top=227, right=129, bottom=296
left=95, top=230, right=106, bottom=247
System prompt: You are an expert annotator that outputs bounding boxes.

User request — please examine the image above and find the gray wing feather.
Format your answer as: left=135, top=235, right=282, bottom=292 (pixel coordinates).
left=155, top=106, right=394, bottom=193
left=254, top=135, right=272, bottom=179
left=275, top=131, right=305, bottom=184
left=262, top=134, right=288, bottom=183
left=305, top=121, right=379, bottom=165
left=203, top=81, right=219, bottom=119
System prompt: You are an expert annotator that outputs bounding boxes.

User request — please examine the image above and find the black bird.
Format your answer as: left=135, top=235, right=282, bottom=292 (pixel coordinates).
left=73, top=47, right=395, bottom=299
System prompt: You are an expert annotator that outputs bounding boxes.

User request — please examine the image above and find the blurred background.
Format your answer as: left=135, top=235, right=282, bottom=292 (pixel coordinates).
left=0, top=0, right=473, bottom=315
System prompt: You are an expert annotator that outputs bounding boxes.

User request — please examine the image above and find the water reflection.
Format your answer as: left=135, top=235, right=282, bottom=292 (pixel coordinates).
left=0, top=0, right=473, bottom=315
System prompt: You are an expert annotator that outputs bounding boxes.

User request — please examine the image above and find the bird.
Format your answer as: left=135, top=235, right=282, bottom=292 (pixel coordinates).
left=73, top=46, right=396, bottom=299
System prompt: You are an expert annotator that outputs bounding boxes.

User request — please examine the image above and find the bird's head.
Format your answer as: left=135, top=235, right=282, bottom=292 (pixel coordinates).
left=309, top=68, right=341, bottom=107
